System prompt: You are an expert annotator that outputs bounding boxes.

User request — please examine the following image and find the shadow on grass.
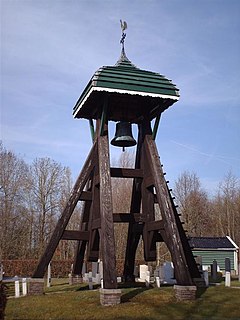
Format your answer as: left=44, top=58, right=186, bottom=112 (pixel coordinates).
left=121, top=287, right=151, bottom=303
left=76, top=284, right=100, bottom=291
left=196, top=286, right=207, bottom=298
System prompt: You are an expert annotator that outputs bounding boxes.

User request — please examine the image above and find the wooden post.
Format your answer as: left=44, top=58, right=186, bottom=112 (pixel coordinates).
left=98, top=118, right=117, bottom=289
left=123, top=125, right=143, bottom=282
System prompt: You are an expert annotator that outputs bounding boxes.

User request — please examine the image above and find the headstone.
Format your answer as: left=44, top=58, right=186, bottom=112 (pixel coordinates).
left=117, top=277, right=122, bottom=283
left=225, top=271, right=231, bottom=287
left=158, top=265, right=164, bottom=281
left=101, top=279, right=104, bottom=289
left=22, top=278, right=27, bottom=296
left=47, top=263, right=51, bottom=287
left=82, top=262, right=86, bottom=276
left=134, top=265, right=139, bottom=277
left=92, top=262, right=98, bottom=278
left=139, top=264, right=148, bottom=281
left=156, top=276, right=160, bottom=288
left=99, top=261, right=103, bottom=279
left=225, top=258, right=231, bottom=273
left=195, top=256, right=203, bottom=271
left=154, top=268, right=159, bottom=278
left=83, top=272, right=88, bottom=282
left=145, top=271, right=150, bottom=288
left=15, top=280, right=20, bottom=298
left=163, top=262, right=176, bottom=284
left=203, top=270, right=209, bottom=287
left=211, top=260, right=218, bottom=281
left=94, top=273, right=101, bottom=284
left=88, top=272, right=93, bottom=290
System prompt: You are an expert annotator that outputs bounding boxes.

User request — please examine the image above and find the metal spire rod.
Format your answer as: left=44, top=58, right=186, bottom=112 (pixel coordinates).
left=120, top=20, right=127, bottom=55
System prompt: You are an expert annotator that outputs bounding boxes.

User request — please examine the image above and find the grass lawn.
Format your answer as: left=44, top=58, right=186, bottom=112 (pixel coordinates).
left=4, top=279, right=240, bottom=320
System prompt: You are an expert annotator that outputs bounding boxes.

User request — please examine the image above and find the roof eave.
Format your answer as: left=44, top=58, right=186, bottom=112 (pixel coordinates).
left=73, top=86, right=179, bottom=118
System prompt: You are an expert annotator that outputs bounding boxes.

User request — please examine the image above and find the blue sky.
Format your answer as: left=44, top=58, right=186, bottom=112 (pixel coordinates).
left=1, top=0, right=240, bottom=195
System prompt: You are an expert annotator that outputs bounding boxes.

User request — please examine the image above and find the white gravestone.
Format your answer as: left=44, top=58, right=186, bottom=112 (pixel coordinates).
left=47, top=263, right=51, bottom=287
left=139, top=264, right=148, bottom=282
left=145, top=271, right=150, bottom=288
left=92, top=262, right=98, bottom=278
left=22, top=278, right=27, bottom=296
left=88, top=272, right=93, bottom=290
left=15, top=280, right=20, bottom=298
left=225, top=271, right=231, bottom=287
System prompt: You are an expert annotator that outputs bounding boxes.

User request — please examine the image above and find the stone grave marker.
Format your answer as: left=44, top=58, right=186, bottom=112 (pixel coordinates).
left=225, top=258, right=231, bottom=273
left=162, top=262, right=176, bottom=284
left=139, top=264, right=148, bottom=282
left=225, top=271, right=231, bottom=287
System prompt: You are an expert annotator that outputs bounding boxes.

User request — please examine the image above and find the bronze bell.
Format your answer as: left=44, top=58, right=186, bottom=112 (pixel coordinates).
left=111, top=121, right=137, bottom=148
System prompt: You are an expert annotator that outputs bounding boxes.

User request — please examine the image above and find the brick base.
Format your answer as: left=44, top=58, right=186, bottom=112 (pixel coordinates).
left=28, top=278, right=44, bottom=295
left=69, top=275, right=83, bottom=285
left=174, top=285, right=197, bottom=301
left=99, top=288, right=121, bottom=306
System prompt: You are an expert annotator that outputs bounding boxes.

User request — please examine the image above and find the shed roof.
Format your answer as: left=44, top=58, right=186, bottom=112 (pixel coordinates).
left=73, top=50, right=180, bottom=122
left=189, top=236, right=239, bottom=250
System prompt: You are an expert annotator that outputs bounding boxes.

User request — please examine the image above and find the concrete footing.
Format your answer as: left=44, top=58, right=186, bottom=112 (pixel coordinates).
left=99, top=288, right=121, bottom=306
left=174, top=285, right=197, bottom=301
left=28, top=278, right=44, bottom=295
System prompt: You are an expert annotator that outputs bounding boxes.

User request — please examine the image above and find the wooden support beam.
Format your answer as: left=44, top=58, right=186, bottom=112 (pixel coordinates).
left=98, top=117, right=117, bottom=289
left=123, top=125, right=143, bottom=282
left=110, top=168, right=143, bottom=179
left=113, top=213, right=141, bottom=223
left=62, top=230, right=89, bottom=241
left=79, top=191, right=92, bottom=201
left=89, top=119, right=95, bottom=143
left=143, top=125, right=198, bottom=285
left=73, top=182, right=92, bottom=275
left=145, top=220, right=164, bottom=231
left=152, top=114, right=161, bottom=140
left=91, top=218, right=101, bottom=230
left=32, top=142, right=97, bottom=278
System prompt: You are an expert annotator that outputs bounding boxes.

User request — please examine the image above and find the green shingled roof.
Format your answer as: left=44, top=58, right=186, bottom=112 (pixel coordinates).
left=73, top=51, right=180, bottom=122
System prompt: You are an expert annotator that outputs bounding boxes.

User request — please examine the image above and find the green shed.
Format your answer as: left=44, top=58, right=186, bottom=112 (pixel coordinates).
left=189, top=236, right=239, bottom=275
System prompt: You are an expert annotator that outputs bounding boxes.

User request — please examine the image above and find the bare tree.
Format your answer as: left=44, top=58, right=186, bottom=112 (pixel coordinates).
left=0, top=143, right=30, bottom=259
left=173, top=171, right=211, bottom=236
left=29, top=157, right=70, bottom=256
left=212, top=171, right=240, bottom=245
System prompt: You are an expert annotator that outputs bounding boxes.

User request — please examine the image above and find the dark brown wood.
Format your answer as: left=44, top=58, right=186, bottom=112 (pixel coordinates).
left=110, top=168, right=143, bottom=179
left=33, top=107, right=201, bottom=288
left=86, top=155, right=101, bottom=262
left=62, top=230, right=89, bottom=241
left=123, top=125, right=143, bottom=282
left=79, top=191, right=92, bottom=201
left=143, top=121, right=196, bottom=285
left=141, top=141, right=157, bottom=261
left=98, top=118, right=117, bottom=289
left=32, top=142, right=97, bottom=278
left=113, top=213, right=140, bottom=223
left=73, top=179, right=93, bottom=275
left=145, top=220, right=164, bottom=231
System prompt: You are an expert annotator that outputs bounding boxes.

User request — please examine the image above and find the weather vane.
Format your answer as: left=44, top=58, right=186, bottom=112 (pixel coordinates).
left=120, top=19, right=127, bottom=53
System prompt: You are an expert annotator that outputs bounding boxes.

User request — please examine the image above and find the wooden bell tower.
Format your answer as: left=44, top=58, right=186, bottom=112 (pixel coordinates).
left=32, top=23, right=203, bottom=304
